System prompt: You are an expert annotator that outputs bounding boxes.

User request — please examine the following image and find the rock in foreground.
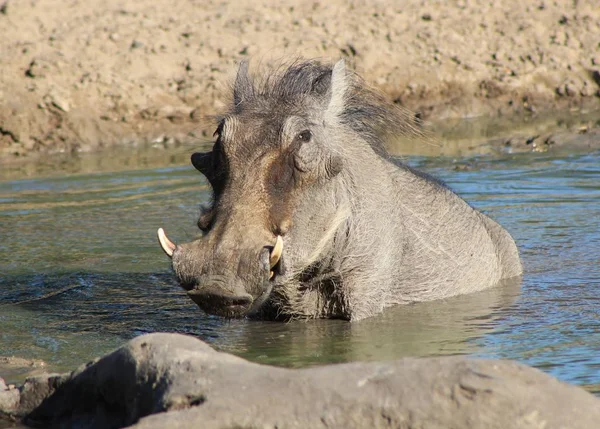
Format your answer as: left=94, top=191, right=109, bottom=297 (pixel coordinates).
left=1, top=333, right=599, bottom=428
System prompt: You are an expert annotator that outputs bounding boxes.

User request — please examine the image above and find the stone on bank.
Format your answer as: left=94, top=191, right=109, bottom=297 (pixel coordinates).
left=1, top=333, right=599, bottom=428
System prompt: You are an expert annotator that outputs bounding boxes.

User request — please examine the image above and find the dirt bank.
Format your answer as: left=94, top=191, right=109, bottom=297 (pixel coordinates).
left=1, top=0, right=599, bottom=159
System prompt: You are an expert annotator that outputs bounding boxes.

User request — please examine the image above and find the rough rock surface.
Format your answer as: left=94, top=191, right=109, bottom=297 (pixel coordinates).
left=1, top=333, right=599, bottom=428
left=1, top=0, right=599, bottom=158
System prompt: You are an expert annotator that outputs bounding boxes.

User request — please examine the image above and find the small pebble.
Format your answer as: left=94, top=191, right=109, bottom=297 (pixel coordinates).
left=130, top=40, right=144, bottom=49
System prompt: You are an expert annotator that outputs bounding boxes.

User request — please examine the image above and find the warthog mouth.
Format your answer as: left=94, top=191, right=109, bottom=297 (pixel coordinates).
left=187, top=285, right=254, bottom=318
left=157, top=228, right=283, bottom=317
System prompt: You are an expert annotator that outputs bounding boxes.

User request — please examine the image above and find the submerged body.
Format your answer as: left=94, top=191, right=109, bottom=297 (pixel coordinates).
left=158, top=60, right=522, bottom=321
left=266, top=157, right=522, bottom=321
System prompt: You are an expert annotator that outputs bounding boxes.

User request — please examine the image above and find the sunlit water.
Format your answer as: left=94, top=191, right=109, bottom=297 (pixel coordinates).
left=0, top=140, right=599, bottom=396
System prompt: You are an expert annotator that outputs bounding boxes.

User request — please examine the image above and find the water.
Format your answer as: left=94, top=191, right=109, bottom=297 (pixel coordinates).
left=0, top=132, right=599, bottom=396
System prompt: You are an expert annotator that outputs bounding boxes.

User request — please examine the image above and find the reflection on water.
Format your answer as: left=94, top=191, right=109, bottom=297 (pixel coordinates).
left=0, top=130, right=599, bottom=396
left=215, top=278, right=521, bottom=367
left=389, top=108, right=600, bottom=157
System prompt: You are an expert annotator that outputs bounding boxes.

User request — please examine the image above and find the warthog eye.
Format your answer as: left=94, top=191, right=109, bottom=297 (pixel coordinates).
left=296, top=130, right=312, bottom=143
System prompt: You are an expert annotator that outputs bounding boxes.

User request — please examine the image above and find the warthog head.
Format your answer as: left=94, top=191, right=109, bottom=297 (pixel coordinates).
left=158, top=60, right=420, bottom=319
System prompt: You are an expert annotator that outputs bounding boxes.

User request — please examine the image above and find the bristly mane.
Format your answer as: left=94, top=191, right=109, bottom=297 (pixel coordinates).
left=227, top=59, right=425, bottom=158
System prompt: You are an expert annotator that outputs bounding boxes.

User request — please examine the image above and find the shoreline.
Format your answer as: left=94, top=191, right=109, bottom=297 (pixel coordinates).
left=1, top=107, right=599, bottom=182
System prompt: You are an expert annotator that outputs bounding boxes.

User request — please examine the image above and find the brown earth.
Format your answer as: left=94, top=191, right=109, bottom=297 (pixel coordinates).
left=0, top=0, right=599, bottom=159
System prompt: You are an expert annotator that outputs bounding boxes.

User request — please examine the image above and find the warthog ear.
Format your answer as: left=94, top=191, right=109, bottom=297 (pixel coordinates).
left=233, top=61, right=254, bottom=109
left=191, top=152, right=213, bottom=179
left=325, top=59, right=347, bottom=121
left=192, top=151, right=225, bottom=193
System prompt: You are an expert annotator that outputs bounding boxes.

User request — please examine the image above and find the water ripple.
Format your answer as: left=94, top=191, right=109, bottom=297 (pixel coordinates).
left=0, top=149, right=599, bottom=396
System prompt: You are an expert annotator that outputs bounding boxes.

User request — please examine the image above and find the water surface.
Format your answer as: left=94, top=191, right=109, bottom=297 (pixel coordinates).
left=0, top=130, right=599, bottom=395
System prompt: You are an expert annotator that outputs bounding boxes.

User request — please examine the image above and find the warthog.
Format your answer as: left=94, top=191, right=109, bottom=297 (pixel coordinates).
left=158, top=59, right=522, bottom=321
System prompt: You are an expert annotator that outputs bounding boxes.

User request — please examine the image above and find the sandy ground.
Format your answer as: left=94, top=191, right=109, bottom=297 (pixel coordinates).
left=0, top=0, right=599, bottom=158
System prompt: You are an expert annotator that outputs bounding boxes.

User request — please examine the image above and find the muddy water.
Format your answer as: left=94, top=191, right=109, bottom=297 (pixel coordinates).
left=1, top=120, right=599, bottom=395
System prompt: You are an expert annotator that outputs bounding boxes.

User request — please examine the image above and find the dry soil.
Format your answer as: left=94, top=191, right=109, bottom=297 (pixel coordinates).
left=1, top=0, right=599, bottom=158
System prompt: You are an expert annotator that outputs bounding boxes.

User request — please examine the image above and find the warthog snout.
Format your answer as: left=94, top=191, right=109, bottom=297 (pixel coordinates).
left=158, top=228, right=283, bottom=317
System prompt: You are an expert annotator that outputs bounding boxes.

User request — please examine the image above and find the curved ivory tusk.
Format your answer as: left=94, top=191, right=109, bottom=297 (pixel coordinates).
left=270, top=235, right=283, bottom=268
left=157, top=228, right=176, bottom=257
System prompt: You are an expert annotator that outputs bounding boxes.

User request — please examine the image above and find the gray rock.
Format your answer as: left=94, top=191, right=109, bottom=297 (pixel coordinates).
left=24, top=58, right=54, bottom=79
left=1, top=333, right=598, bottom=428
left=0, top=377, right=19, bottom=416
left=0, top=357, right=47, bottom=388
left=44, top=90, right=71, bottom=112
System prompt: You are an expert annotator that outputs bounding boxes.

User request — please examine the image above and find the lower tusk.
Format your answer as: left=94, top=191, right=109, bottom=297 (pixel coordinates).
left=157, top=228, right=176, bottom=257
left=270, top=271, right=274, bottom=279
left=270, top=235, right=283, bottom=268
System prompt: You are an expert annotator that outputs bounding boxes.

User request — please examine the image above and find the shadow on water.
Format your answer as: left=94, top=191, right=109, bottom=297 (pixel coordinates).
left=0, top=269, right=521, bottom=381
left=0, top=142, right=212, bottom=182
left=388, top=108, right=600, bottom=157
left=0, top=271, right=202, bottom=367
left=223, top=277, right=522, bottom=367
